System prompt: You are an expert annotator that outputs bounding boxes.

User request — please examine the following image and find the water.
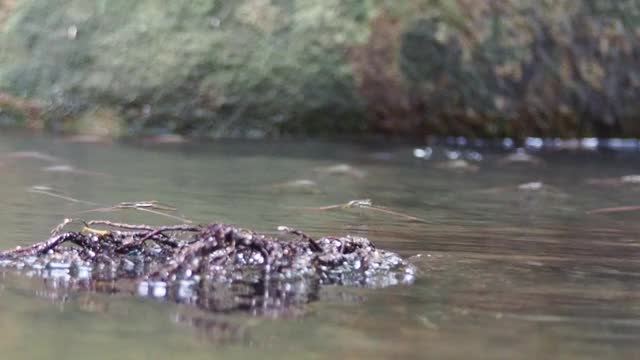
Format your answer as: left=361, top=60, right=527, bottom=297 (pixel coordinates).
left=0, top=132, right=639, bottom=359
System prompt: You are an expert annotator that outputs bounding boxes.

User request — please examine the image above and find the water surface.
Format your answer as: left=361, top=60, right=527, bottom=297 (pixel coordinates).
left=0, top=132, right=639, bottom=359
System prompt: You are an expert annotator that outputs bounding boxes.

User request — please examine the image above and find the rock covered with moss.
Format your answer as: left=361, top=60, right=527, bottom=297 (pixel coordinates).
left=0, top=0, right=371, bottom=136
left=1, top=0, right=639, bottom=138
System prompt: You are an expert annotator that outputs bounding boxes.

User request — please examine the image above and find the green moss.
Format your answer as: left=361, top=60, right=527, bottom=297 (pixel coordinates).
left=1, top=0, right=640, bottom=138
left=0, top=0, right=377, bottom=137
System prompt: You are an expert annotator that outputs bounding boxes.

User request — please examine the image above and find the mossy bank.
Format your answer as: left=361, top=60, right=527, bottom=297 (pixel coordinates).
left=1, top=0, right=640, bottom=139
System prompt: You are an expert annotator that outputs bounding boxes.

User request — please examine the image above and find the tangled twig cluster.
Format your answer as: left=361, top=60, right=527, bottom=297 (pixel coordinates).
left=0, top=219, right=415, bottom=315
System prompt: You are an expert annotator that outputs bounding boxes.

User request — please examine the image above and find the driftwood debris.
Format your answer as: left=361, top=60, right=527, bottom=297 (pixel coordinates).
left=0, top=219, right=415, bottom=316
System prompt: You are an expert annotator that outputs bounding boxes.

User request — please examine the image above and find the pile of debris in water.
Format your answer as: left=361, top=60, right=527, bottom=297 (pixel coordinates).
left=0, top=219, right=415, bottom=316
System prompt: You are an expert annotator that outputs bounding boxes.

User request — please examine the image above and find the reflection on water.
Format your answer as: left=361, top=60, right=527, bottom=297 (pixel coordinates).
left=0, top=132, right=639, bottom=359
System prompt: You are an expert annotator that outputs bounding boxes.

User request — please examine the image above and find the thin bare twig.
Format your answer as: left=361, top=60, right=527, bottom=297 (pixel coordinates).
left=0, top=233, right=76, bottom=258
left=116, top=224, right=203, bottom=253
left=77, top=201, right=192, bottom=223
left=298, top=199, right=427, bottom=223
left=364, top=205, right=428, bottom=223
left=135, top=207, right=192, bottom=222
left=277, top=226, right=322, bottom=252
left=28, top=187, right=193, bottom=223
left=51, top=218, right=75, bottom=236
left=29, top=187, right=98, bottom=206
left=86, top=220, right=156, bottom=231
left=587, top=205, right=640, bottom=214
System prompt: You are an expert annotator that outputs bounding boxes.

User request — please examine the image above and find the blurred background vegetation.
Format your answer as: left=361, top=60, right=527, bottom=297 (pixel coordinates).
left=0, top=0, right=639, bottom=139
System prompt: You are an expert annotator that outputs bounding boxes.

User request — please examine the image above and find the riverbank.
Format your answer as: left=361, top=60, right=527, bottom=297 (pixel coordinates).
left=1, top=1, right=639, bottom=139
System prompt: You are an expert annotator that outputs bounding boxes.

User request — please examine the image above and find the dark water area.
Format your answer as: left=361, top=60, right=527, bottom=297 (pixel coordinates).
left=0, top=132, right=639, bottom=359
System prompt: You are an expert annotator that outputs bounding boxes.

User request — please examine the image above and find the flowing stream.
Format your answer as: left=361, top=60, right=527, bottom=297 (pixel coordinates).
left=0, top=132, right=638, bottom=359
